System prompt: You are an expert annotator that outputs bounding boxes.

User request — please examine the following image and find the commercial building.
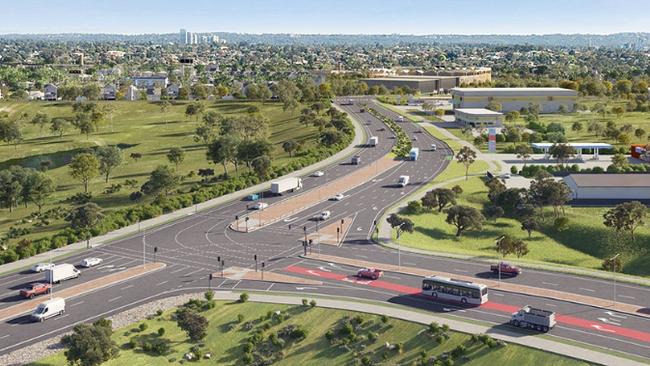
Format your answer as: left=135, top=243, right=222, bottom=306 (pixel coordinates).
left=451, top=87, right=577, bottom=113
left=427, top=67, right=492, bottom=85
left=360, top=76, right=458, bottom=94
left=563, top=174, right=650, bottom=201
left=454, top=108, right=503, bottom=127
left=531, top=142, right=613, bottom=160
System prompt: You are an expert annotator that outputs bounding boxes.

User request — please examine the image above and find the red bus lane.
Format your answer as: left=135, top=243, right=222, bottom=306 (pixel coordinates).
left=284, top=265, right=650, bottom=343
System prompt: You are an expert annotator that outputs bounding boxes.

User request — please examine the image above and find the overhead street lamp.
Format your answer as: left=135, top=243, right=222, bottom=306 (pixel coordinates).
left=609, top=253, right=620, bottom=307
left=396, top=222, right=407, bottom=270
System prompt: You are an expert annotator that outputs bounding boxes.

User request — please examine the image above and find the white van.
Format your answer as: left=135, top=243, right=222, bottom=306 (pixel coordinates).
left=398, top=175, right=410, bottom=187
left=31, top=297, right=65, bottom=322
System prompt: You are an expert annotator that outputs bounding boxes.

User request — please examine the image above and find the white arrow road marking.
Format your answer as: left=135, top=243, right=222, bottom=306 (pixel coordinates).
left=306, top=270, right=321, bottom=277
left=283, top=217, right=298, bottom=222
left=591, top=324, right=616, bottom=333
left=372, top=206, right=378, bottom=211
left=327, top=263, right=339, bottom=268
left=442, top=307, right=465, bottom=313
left=356, top=227, right=363, bottom=231
left=296, top=287, right=318, bottom=290
left=597, top=317, right=621, bottom=326
left=318, top=266, right=331, bottom=272
left=604, top=311, right=628, bottom=319
left=98, top=264, right=115, bottom=269
left=342, top=277, right=372, bottom=285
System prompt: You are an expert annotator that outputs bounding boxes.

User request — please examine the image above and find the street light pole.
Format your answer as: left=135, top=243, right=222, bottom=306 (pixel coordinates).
left=316, top=221, right=321, bottom=257
left=142, top=227, right=146, bottom=268
left=609, top=253, right=620, bottom=307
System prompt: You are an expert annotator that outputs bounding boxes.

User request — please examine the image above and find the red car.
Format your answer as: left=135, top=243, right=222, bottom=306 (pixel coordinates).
left=357, top=268, right=383, bottom=280
left=490, top=262, right=522, bottom=276
left=20, top=283, right=52, bottom=299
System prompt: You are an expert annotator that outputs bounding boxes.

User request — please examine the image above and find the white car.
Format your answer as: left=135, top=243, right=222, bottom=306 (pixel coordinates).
left=80, top=257, right=103, bottom=268
left=316, top=211, right=331, bottom=221
left=252, top=202, right=269, bottom=210
left=331, top=193, right=344, bottom=201
left=431, top=144, right=437, bottom=151
left=30, top=263, right=55, bottom=273
left=500, top=173, right=512, bottom=179
left=311, top=170, right=325, bottom=177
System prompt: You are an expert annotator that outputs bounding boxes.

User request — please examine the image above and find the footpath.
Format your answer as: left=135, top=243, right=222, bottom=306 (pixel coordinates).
left=0, top=108, right=367, bottom=276
left=212, top=291, right=645, bottom=366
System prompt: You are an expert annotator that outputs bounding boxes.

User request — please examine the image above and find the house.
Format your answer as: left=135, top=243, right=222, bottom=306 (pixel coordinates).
left=102, top=85, right=117, bottom=100
left=146, top=87, right=161, bottom=102
left=132, top=74, right=169, bottom=88
left=125, top=85, right=139, bottom=101
left=44, top=84, right=58, bottom=101
left=166, top=84, right=180, bottom=99
left=28, top=91, right=45, bottom=100
left=563, top=174, right=650, bottom=202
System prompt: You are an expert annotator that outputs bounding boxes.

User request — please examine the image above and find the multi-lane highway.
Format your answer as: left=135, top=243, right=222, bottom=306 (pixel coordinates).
left=1, top=98, right=650, bottom=363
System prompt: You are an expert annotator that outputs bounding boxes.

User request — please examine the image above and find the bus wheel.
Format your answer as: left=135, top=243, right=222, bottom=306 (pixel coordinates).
left=542, top=326, right=549, bottom=332
left=512, top=320, right=520, bottom=327
left=461, top=298, right=467, bottom=304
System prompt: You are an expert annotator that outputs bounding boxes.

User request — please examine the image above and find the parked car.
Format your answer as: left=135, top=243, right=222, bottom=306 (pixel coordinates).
left=30, top=263, right=55, bottom=273
left=490, top=262, right=522, bottom=276
left=20, top=283, right=52, bottom=299
left=312, top=170, right=325, bottom=177
left=357, top=268, right=383, bottom=280
left=80, top=257, right=103, bottom=268
left=316, top=211, right=331, bottom=221
left=251, top=202, right=269, bottom=210
left=31, top=298, right=65, bottom=322
left=331, top=193, right=345, bottom=201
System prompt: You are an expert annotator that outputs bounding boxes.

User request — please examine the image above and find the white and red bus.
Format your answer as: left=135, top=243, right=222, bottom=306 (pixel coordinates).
left=421, top=276, right=488, bottom=305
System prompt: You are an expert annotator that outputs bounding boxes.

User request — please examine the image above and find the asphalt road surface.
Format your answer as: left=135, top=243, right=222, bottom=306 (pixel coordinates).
left=1, top=98, right=649, bottom=362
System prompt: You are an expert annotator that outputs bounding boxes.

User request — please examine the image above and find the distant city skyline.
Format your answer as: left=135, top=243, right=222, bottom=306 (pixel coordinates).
left=2, top=0, right=650, bottom=35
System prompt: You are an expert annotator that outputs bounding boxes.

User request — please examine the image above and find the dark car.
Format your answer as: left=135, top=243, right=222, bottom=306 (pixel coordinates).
left=357, top=268, right=383, bottom=280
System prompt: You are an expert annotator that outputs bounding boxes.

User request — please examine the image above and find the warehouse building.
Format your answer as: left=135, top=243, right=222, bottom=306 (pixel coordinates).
left=360, top=76, right=458, bottom=94
left=563, top=174, right=650, bottom=202
left=451, top=87, right=577, bottom=113
left=454, top=108, right=503, bottom=127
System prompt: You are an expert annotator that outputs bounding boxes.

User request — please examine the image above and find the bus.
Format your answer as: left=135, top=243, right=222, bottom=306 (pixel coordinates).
left=421, top=276, right=488, bottom=305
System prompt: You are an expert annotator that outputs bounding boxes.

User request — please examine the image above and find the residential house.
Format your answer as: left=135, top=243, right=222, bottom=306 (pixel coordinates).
left=146, top=87, right=161, bottom=102
left=102, top=85, right=117, bottom=100
left=28, top=91, right=45, bottom=100
left=166, top=84, right=180, bottom=99
left=44, top=84, right=58, bottom=101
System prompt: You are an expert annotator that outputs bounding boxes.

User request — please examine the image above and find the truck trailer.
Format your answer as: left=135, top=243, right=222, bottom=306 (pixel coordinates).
left=368, top=136, right=378, bottom=147
left=270, top=177, right=303, bottom=195
left=45, top=264, right=80, bottom=284
left=510, top=305, right=556, bottom=332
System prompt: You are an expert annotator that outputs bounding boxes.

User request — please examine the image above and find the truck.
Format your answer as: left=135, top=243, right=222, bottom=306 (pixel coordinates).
left=31, top=297, right=65, bottom=322
left=509, top=305, right=556, bottom=332
left=351, top=155, right=361, bottom=165
left=368, top=136, right=378, bottom=147
left=398, top=175, right=409, bottom=187
left=270, top=177, right=303, bottom=195
left=409, top=147, right=420, bottom=161
left=44, top=264, right=80, bottom=284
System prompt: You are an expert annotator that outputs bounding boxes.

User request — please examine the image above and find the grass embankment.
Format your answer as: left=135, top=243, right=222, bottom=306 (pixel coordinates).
left=397, top=176, right=650, bottom=275
left=32, top=300, right=589, bottom=366
left=0, top=100, right=321, bottom=246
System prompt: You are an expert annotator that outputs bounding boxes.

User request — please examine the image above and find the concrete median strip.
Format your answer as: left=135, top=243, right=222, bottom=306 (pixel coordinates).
left=0, top=262, right=166, bottom=322
left=304, top=253, right=649, bottom=319
left=216, top=266, right=322, bottom=285
left=306, top=215, right=355, bottom=246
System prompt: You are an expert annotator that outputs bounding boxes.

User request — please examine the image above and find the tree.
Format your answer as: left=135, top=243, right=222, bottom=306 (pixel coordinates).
left=159, top=100, right=172, bottom=127
left=274, top=80, right=302, bottom=113
left=455, top=146, right=477, bottom=181
left=166, top=147, right=185, bottom=167
left=504, top=111, right=520, bottom=123
left=31, top=112, right=50, bottom=133
left=548, top=143, right=575, bottom=166
left=634, top=128, right=646, bottom=140
left=62, top=319, right=118, bottom=366
left=426, top=188, right=457, bottom=212
left=602, top=255, right=622, bottom=273
left=603, top=201, right=647, bottom=241
left=484, top=205, right=504, bottom=221
left=571, top=121, right=583, bottom=133
left=514, top=144, right=533, bottom=166
left=528, top=173, right=571, bottom=217
left=176, top=308, right=208, bottom=342
left=252, top=155, right=272, bottom=178
left=0, top=170, right=22, bottom=212
left=445, top=205, right=484, bottom=237
left=282, top=140, right=298, bottom=158
left=612, top=106, right=625, bottom=119
left=0, top=119, right=23, bottom=149
left=72, top=112, right=95, bottom=139
left=141, top=165, right=179, bottom=197
left=320, top=130, right=344, bottom=146
left=520, top=217, right=539, bottom=238
left=237, top=139, right=272, bottom=169
left=206, top=135, right=239, bottom=175
left=611, top=153, right=628, bottom=168
left=69, top=153, right=99, bottom=193
left=96, top=146, right=122, bottom=183
left=27, top=171, right=56, bottom=213
left=50, top=117, right=68, bottom=138
left=185, top=102, right=205, bottom=122
left=495, top=234, right=529, bottom=259
left=66, top=202, right=104, bottom=232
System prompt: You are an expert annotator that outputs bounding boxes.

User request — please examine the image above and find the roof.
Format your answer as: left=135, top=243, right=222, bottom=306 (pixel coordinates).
left=361, top=76, right=455, bottom=82
left=455, top=108, right=503, bottom=116
left=451, top=87, right=577, bottom=96
left=565, top=174, right=650, bottom=188
left=532, top=142, right=613, bottom=149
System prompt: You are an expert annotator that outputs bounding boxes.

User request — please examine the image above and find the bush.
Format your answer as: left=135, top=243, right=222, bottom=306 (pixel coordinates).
left=239, top=293, right=249, bottom=303
left=158, top=327, right=166, bottom=336
left=156, top=309, right=164, bottom=316
left=237, top=314, right=245, bottom=323
left=139, top=323, right=148, bottom=332
left=380, top=315, right=389, bottom=324
left=553, top=216, right=570, bottom=232
left=302, top=298, right=309, bottom=306
left=204, top=290, right=214, bottom=301
left=510, top=165, right=518, bottom=174
left=309, top=299, right=317, bottom=308
left=404, top=200, right=424, bottom=214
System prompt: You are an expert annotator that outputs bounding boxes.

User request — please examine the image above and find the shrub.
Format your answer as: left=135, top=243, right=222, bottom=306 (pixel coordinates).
left=380, top=315, right=389, bottom=324
left=139, top=323, right=148, bottom=332
left=510, top=165, right=518, bottom=174
left=553, top=216, right=570, bottom=232
left=237, top=314, right=245, bottom=323
left=309, top=299, right=317, bottom=308
left=239, top=293, right=249, bottom=303
left=302, top=298, right=309, bottom=306
left=158, top=327, right=166, bottom=336
left=156, top=309, right=164, bottom=316
left=204, top=290, right=214, bottom=301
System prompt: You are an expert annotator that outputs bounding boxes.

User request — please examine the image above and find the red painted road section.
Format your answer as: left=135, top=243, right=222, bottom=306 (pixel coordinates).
left=284, top=265, right=650, bottom=343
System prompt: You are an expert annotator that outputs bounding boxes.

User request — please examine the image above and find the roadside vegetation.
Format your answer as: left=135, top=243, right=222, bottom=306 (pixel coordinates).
left=33, top=296, right=589, bottom=366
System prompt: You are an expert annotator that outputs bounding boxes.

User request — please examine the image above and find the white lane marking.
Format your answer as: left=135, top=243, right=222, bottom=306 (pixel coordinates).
left=580, top=287, right=596, bottom=292
left=542, top=282, right=559, bottom=286
left=618, top=294, right=636, bottom=300
left=266, top=283, right=274, bottom=292
left=108, top=296, right=122, bottom=303
left=454, top=269, right=469, bottom=273
left=597, top=318, right=622, bottom=327
left=70, top=301, right=85, bottom=307
left=306, top=270, right=321, bottom=277
left=232, top=280, right=241, bottom=289
left=318, top=266, right=331, bottom=272
left=491, top=293, right=504, bottom=297
left=383, top=275, right=401, bottom=280
left=183, top=268, right=204, bottom=277
left=545, top=303, right=557, bottom=307
left=155, top=281, right=168, bottom=286
left=0, top=334, right=10, bottom=340
left=604, top=311, right=627, bottom=319
left=283, top=217, right=298, bottom=222
left=296, top=287, right=318, bottom=290
left=170, top=267, right=187, bottom=274
left=120, top=284, right=134, bottom=291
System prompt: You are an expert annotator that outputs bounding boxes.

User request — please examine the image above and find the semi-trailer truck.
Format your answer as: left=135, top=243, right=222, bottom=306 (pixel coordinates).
left=45, top=264, right=80, bottom=284
left=270, top=177, right=303, bottom=195
left=510, top=305, right=556, bottom=332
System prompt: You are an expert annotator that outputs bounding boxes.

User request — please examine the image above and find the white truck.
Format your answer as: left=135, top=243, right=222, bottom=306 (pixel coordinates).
left=396, top=115, right=404, bottom=122
left=270, top=177, right=303, bottom=195
left=368, top=136, right=378, bottom=147
left=351, top=155, right=361, bottom=165
left=398, top=175, right=410, bottom=187
left=45, top=264, right=80, bottom=284
left=509, top=305, right=556, bottom=332
left=31, top=297, right=65, bottom=322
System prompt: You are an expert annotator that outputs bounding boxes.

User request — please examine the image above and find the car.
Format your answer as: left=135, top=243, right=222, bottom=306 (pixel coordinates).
left=80, top=257, right=103, bottom=268
left=431, top=144, right=437, bottom=151
left=251, top=202, right=269, bottom=210
left=20, top=283, right=52, bottom=299
left=490, top=262, right=522, bottom=276
left=30, top=263, right=55, bottom=273
left=311, top=170, right=325, bottom=177
left=331, top=193, right=344, bottom=201
left=500, top=173, right=512, bottom=179
left=378, top=127, right=386, bottom=132
left=357, top=268, right=383, bottom=280
left=316, top=210, right=331, bottom=221
left=412, top=136, right=418, bottom=141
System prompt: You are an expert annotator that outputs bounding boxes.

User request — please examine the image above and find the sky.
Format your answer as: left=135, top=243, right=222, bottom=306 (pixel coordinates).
left=1, top=0, right=650, bottom=35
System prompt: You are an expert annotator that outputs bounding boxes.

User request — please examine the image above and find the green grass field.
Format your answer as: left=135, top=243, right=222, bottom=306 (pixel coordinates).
left=396, top=176, right=650, bottom=276
left=0, top=100, right=321, bottom=246
left=32, top=300, right=590, bottom=366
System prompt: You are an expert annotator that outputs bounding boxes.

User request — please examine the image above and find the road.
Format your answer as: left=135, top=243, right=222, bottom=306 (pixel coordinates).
left=0, top=98, right=649, bottom=363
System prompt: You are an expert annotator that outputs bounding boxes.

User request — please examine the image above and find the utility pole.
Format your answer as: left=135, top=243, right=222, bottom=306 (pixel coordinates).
left=254, top=254, right=258, bottom=272
left=245, top=217, right=250, bottom=232
left=609, top=253, right=620, bottom=307
left=303, top=225, right=308, bottom=249
left=208, top=273, right=212, bottom=290
left=262, top=262, right=265, bottom=281
left=316, top=221, right=321, bottom=257
left=235, top=215, right=239, bottom=230
left=336, top=227, right=340, bottom=244
left=154, top=246, right=158, bottom=263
